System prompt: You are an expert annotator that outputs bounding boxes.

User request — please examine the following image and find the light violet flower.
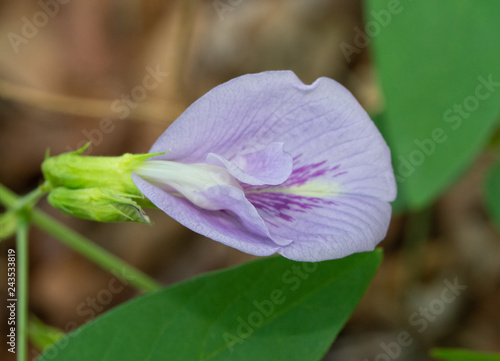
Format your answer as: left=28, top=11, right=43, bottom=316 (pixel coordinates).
left=133, top=71, right=396, bottom=262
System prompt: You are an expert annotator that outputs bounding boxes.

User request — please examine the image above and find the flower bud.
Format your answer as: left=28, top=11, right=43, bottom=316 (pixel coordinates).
left=42, top=144, right=162, bottom=198
left=47, top=187, right=151, bottom=224
left=41, top=144, right=162, bottom=223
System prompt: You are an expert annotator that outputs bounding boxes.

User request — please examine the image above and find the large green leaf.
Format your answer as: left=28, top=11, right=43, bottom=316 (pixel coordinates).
left=366, top=0, right=500, bottom=208
left=431, top=348, right=500, bottom=361
left=485, top=160, right=500, bottom=230
left=37, top=251, right=382, bottom=361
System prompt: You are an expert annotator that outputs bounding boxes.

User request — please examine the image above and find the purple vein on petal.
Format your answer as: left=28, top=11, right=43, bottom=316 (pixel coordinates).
left=246, top=193, right=336, bottom=225
left=243, top=157, right=346, bottom=224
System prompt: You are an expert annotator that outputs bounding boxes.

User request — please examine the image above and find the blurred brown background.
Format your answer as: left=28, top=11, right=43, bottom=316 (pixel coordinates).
left=0, top=0, right=498, bottom=360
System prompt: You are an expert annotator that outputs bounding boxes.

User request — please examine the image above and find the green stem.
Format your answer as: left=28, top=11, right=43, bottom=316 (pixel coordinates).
left=0, top=183, right=48, bottom=212
left=31, top=211, right=161, bottom=292
left=0, top=183, right=16, bottom=207
left=0, top=183, right=161, bottom=293
left=15, top=184, right=49, bottom=211
left=28, top=316, right=65, bottom=352
left=16, top=213, right=29, bottom=361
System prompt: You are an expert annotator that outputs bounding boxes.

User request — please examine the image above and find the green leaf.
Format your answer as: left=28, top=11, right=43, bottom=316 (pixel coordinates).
left=366, top=0, right=500, bottom=209
left=37, top=250, right=382, bottom=361
left=485, top=160, right=500, bottom=229
left=0, top=211, right=18, bottom=241
left=431, top=348, right=500, bottom=361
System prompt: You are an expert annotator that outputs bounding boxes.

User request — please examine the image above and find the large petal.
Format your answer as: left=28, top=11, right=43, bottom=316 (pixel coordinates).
left=148, top=71, right=396, bottom=202
left=132, top=173, right=283, bottom=256
left=246, top=190, right=392, bottom=262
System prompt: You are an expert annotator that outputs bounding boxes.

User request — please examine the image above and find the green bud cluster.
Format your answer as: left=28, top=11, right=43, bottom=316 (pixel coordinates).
left=41, top=144, right=162, bottom=224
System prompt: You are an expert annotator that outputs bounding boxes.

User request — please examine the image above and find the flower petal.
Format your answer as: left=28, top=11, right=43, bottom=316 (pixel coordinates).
left=139, top=71, right=397, bottom=261
left=133, top=160, right=242, bottom=211
left=247, top=190, right=392, bottom=261
left=148, top=71, right=395, bottom=202
left=132, top=173, right=285, bottom=255
left=206, top=142, right=293, bottom=186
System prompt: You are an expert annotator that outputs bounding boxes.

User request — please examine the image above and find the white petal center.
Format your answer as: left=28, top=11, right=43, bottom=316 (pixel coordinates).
left=134, top=160, right=242, bottom=210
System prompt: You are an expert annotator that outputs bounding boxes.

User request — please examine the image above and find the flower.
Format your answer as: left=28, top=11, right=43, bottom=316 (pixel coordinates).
left=133, top=71, right=396, bottom=262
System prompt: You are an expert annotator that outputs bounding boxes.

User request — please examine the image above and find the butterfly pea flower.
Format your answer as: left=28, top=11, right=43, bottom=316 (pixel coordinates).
left=132, top=71, right=396, bottom=262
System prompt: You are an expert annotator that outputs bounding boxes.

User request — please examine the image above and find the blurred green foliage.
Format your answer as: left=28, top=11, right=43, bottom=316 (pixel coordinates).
left=485, top=160, right=500, bottom=230
left=431, top=348, right=500, bottom=361
left=367, top=0, right=500, bottom=210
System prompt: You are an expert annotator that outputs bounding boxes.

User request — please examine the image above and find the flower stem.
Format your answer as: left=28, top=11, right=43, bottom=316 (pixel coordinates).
left=31, top=211, right=161, bottom=292
left=14, top=184, right=49, bottom=210
left=16, top=213, right=29, bottom=361
left=0, top=183, right=161, bottom=293
left=0, top=183, right=48, bottom=212
left=28, top=316, right=65, bottom=352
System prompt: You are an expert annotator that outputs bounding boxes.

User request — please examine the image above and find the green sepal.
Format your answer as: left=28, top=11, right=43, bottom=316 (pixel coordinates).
left=48, top=187, right=152, bottom=224
left=42, top=145, right=164, bottom=195
left=41, top=145, right=164, bottom=223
